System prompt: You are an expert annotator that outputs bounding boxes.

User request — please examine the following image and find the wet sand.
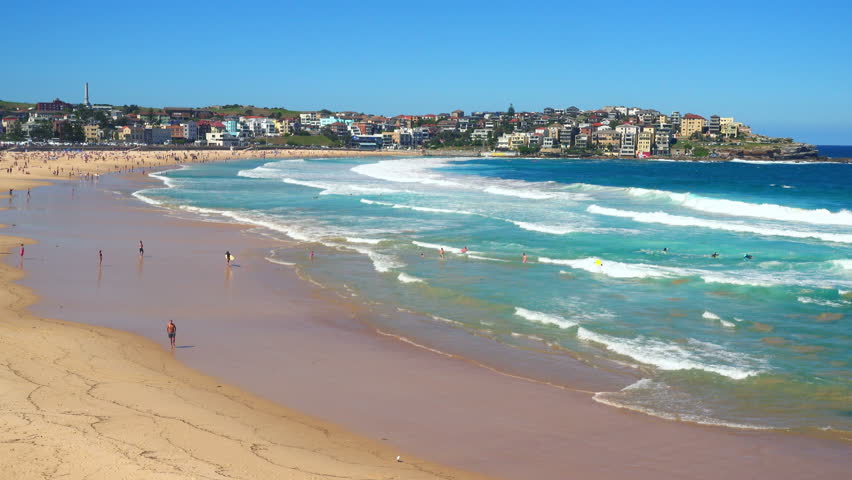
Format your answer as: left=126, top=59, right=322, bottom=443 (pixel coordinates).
left=3, top=170, right=850, bottom=479
left=0, top=175, right=488, bottom=478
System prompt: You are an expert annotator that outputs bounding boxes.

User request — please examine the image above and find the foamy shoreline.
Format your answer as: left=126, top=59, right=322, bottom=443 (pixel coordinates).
left=0, top=149, right=487, bottom=480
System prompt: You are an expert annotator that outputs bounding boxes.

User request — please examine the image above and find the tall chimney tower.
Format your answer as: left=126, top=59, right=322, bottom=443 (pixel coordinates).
left=84, top=82, right=90, bottom=106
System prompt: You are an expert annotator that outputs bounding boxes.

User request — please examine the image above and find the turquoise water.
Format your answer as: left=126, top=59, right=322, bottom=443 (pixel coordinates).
left=136, top=157, right=852, bottom=433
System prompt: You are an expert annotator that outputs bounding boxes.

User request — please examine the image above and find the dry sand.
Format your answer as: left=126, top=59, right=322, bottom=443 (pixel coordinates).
left=0, top=149, right=487, bottom=480
left=0, top=147, right=412, bottom=181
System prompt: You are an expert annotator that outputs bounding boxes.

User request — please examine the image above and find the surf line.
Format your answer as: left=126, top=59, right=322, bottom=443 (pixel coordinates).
left=374, top=328, right=599, bottom=395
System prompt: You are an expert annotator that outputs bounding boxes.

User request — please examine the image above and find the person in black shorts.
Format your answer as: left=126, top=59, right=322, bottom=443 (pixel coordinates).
left=139, top=240, right=144, bottom=257
left=167, top=320, right=176, bottom=349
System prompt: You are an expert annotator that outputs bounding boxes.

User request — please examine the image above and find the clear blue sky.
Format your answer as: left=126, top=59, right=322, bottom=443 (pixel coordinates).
left=2, top=1, right=851, bottom=144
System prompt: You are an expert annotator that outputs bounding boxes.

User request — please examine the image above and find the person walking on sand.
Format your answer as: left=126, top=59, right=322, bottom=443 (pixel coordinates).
left=166, top=320, right=177, bottom=349
left=99, top=250, right=103, bottom=264
left=139, top=240, right=144, bottom=257
left=310, top=250, right=315, bottom=262
left=226, top=250, right=231, bottom=265
left=20, top=243, right=24, bottom=258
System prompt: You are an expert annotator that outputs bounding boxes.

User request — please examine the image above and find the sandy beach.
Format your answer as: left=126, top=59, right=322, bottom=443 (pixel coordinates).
left=1, top=150, right=850, bottom=479
left=0, top=149, right=487, bottom=480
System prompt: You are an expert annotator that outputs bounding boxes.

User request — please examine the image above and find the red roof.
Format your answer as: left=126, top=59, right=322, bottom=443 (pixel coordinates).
left=684, top=113, right=705, bottom=120
left=243, top=115, right=264, bottom=119
left=211, top=121, right=225, bottom=128
left=592, top=122, right=602, bottom=127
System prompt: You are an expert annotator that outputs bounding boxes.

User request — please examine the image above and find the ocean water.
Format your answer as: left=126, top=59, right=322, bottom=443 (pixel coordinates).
left=817, top=145, right=852, bottom=158
left=135, top=157, right=852, bottom=433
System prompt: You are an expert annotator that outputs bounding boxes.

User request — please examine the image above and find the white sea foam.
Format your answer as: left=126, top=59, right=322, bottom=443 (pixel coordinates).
left=352, top=157, right=590, bottom=201
left=359, top=198, right=475, bottom=215
left=264, top=257, right=296, bottom=266
left=831, top=259, right=852, bottom=270
left=593, top=379, right=773, bottom=430
left=282, top=177, right=398, bottom=195
left=412, top=241, right=468, bottom=254
left=539, top=256, right=688, bottom=279
left=344, top=237, right=384, bottom=245
left=346, top=244, right=404, bottom=273
left=467, top=254, right=509, bottom=262
left=576, top=328, right=764, bottom=379
left=702, top=311, right=721, bottom=320
left=797, top=296, right=845, bottom=308
left=624, top=187, right=852, bottom=226
left=360, top=199, right=393, bottom=206
left=587, top=205, right=852, bottom=243
left=398, top=273, right=425, bottom=284
left=509, top=221, right=579, bottom=235
left=720, top=319, right=736, bottom=328
left=514, top=307, right=577, bottom=329
left=351, top=157, right=468, bottom=187
left=131, top=191, right=163, bottom=206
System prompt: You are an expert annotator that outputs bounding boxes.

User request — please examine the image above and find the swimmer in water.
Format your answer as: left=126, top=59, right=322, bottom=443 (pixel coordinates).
left=711, top=252, right=719, bottom=258
left=662, top=247, right=668, bottom=253
left=522, top=252, right=527, bottom=263
left=460, top=246, right=468, bottom=254
left=439, top=248, right=445, bottom=259
left=743, top=253, right=753, bottom=260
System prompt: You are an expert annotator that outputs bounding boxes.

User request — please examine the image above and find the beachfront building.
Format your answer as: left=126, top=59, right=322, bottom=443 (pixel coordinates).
left=299, top=112, right=321, bottom=130
left=241, top=116, right=277, bottom=136
left=224, top=117, right=240, bottom=136
left=471, top=128, right=493, bottom=143
left=206, top=131, right=240, bottom=147
left=509, top=132, right=530, bottom=149
left=721, top=122, right=738, bottom=138
left=497, top=133, right=511, bottom=150
left=2, top=116, right=19, bottom=131
left=144, top=127, right=172, bottom=144
left=351, top=134, right=383, bottom=149
left=36, top=98, right=73, bottom=112
left=182, top=121, right=198, bottom=142
left=670, top=111, right=682, bottom=132
left=593, top=130, right=621, bottom=152
left=118, top=126, right=145, bottom=143
left=680, top=114, right=706, bottom=138
left=708, top=115, right=721, bottom=135
left=654, top=125, right=672, bottom=155
left=619, top=132, right=637, bottom=157
left=636, top=129, right=654, bottom=157
left=83, top=125, right=103, bottom=143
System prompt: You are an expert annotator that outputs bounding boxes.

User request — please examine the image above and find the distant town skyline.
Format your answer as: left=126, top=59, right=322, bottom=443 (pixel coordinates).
left=2, top=1, right=850, bottom=144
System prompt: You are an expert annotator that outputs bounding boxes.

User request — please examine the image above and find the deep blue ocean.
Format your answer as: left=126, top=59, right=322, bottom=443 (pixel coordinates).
left=817, top=145, right=852, bottom=158
left=135, top=156, right=852, bottom=433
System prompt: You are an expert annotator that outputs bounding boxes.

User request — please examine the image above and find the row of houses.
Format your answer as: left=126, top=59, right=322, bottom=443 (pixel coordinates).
left=2, top=98, right=756, bottom=155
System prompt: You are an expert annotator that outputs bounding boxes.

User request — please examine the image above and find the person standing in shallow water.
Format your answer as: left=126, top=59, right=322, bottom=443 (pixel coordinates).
left=139, top=240, right=144, bottom=257
left=167, top=320, right=176, bottom=349
left=226, top=250, right=231, bottom=265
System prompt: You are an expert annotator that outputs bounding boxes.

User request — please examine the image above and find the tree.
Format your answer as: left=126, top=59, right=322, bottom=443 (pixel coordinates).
left=94, top=111, right=111, bottom=129
left=693, top=146, right=710, bottom=157
left=244, top=108, right=254, bottom=116
left=62, top=123, right=84, bottom=143
left=5, top=122, right=24, bottom=141
left=30, top=121, right=54, bottom=141
left=517, top=145, right=540, bottom=156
